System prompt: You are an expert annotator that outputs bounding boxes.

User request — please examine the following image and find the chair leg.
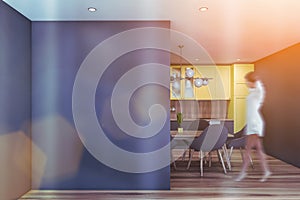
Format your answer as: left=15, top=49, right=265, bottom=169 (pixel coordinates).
left=229, top=146, right=233, bottom=160
left=200, top=150, right=204, bottom=176
left=182, top=150, right=187, bottom=161
left=208, top=152, right=212, bottom=167
left=173, top=160, right=177, bottom=170
left=171, top=150, right=177, bottom=170
left=222, top=145, right=231, bottom=171
left=217, top=149, right=227, bottom=174
left=186, top=150, right=194, bottom=170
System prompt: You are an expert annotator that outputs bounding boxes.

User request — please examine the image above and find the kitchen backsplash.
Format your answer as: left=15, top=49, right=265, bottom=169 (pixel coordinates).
left=170, top=100, right=229, bottom=119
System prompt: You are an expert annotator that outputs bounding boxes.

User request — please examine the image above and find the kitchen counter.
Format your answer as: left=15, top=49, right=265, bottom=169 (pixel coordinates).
left=170, top=119, right=234, bottom=134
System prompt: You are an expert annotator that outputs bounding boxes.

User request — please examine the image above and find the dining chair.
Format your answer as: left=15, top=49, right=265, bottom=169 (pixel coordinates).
left=182, top=119, right=209, bottom=158
left=226, top=126, right=246, bottom=159
left=226, top=126, right=254, bottom=168
left=170, top=135, right=191, bottom=170
left=186, top=124, right=230, bottom=176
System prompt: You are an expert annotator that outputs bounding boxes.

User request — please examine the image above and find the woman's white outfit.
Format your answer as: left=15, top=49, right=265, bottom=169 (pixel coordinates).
left=246, top=81, right=265, bottom=137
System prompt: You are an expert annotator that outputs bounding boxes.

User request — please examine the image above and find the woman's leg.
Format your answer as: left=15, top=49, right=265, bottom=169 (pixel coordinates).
left=254, top=137, right=271, bottom=181
left=235, top=134, right=257, bottom=181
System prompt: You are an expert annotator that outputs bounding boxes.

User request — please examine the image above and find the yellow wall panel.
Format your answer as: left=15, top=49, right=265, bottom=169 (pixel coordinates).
left=234, top=97, right=247, bottom=131
left=216, top=66, right=231, bottom=99
left=234, top=64, right=254, bottom=83
left=232, top=64, right=254, bottom=132
left=234, top=83, right=249, bottom=96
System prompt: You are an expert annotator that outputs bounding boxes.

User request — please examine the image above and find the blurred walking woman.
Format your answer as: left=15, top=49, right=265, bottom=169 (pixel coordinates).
left=235, top=72, right=271, bottom=182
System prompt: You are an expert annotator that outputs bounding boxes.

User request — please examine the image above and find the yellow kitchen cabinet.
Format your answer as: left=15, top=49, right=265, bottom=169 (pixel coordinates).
left=170, top=66, right=181, bottom=99
left=234, top=64, right=254, bottom=83
left=195, top=65, right=231, bottom=100
left=215, top=66, right=231, bottom=99
left=232, top=64, right=254, bottom=132
left=170, top=65, right=196, bottom=100
left=182, top=66, right=196, bottom=99
left=234, top=97, right=247, bottom=132
left=195, top=66, right=214, bottom=100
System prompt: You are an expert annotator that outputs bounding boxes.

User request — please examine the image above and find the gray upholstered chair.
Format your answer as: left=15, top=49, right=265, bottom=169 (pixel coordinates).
left=186, top=124, right=230, bottom=176
left=171, top=119, right=210, bottom=167
left=226, top=126, right=254, bottom=168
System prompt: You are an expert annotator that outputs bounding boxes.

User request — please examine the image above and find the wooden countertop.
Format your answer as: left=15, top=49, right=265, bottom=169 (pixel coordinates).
left=170, top=130, right=234, bottom=138
left=170, top=130, right=202, bottom=138
left=170, top=118, right=233, bottom=121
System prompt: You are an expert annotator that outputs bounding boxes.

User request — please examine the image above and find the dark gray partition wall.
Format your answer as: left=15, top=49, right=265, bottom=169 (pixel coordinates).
left=0, top=1, right=31, bottom=199
left=255, top=43, right=300, bottom=168
left=0, top=2, right=171, bottom=191
left=31, top=21, right=171, bottom=189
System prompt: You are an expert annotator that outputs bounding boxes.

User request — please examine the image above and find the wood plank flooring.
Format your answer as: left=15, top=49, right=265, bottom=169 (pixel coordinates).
left=20, top=150, right=300, bottom=199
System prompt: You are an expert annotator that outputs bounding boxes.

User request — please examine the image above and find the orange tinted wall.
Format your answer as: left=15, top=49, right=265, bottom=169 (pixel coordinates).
left=255, top=43, right=300, bottom=167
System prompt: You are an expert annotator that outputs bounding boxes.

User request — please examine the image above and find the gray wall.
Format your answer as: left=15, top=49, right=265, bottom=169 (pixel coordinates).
left=31, top=21, right=171, bottom=189
left=255, top=43, right=300, bottom=167
left=0, top=1, right=31, bottom=199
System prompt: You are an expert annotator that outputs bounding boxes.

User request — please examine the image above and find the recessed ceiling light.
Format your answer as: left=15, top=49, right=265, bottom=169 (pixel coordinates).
left=199, top=7, right=208, bottom=12
left=88, top=7, right=97, bottom=12
left=236, top=58, right=241, bottom=62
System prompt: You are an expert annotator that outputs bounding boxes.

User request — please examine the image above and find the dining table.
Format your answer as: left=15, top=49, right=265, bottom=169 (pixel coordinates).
left=170, top=129, right=234, bottom=163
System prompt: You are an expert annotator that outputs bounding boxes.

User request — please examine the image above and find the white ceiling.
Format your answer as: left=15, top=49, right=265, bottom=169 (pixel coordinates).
left=4, top=0, right=300, bottom=64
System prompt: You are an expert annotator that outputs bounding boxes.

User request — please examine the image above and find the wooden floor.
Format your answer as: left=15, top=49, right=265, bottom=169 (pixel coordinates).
left=20, top=150, right=300, bottom=199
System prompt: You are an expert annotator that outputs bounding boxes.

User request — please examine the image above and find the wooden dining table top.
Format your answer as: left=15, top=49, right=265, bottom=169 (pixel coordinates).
left=170, top=130, right=234, bottom=138
left=170, top=130, right=202, bottom=138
